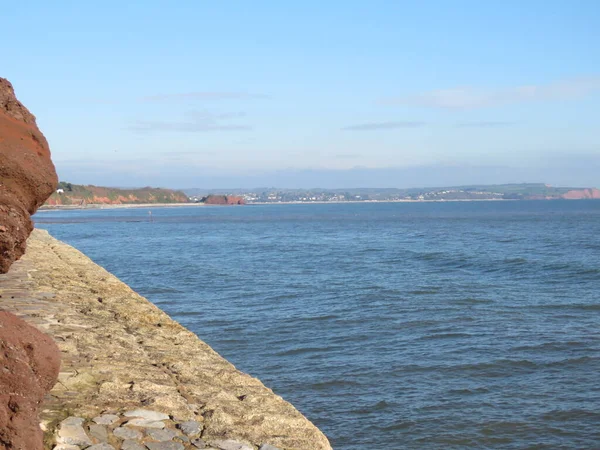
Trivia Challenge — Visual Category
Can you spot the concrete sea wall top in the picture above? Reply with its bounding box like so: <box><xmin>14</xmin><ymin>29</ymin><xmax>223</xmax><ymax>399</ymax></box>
<box><xmin>0</xmin><ymin>229</ymin><xmax>331</xmax><ymax>450</ymax></box>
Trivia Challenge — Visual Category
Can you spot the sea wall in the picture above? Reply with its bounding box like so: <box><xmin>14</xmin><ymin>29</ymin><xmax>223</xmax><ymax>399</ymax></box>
<box><xmin>0</xmin><ymin>229</ymin><xmax>331</xmax><ymax>450</ymax></box>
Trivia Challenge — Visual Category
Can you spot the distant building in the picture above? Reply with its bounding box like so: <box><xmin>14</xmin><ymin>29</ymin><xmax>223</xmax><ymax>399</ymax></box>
<box><xmin>56</xmin><ymin>188</ymin><xmax>64</xmax><ymax>194</ymax></box>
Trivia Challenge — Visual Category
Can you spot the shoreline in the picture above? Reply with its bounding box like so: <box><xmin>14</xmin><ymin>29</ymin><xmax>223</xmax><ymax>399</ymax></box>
<box><xmin>38</xmin><ymin>197</ymin><xmax>520</xmax><ymax>211</ymax></box>
<box><xmin>0</xmin><ymin>229</ymin><xmax>331</xmax><ymax>450</ymax></box>
<box><xmin>36</xmin><ymin>196</ymin><xmax>593</xmax><ymax>212</ymax></box>
<box><xmin>249</xmin><ymin>198</ymin><xmax>515</xmax><ymax>205</ymax></box>
<box><xmin>38</xmin><ymin>202</ymin><xmax>205</xmax><ymax>211</ymax></box>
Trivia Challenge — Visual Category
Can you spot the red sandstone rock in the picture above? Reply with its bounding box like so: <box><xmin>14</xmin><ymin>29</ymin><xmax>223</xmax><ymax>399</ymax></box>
<box><xmin>202</xmin><ymin>195</ymin><xmax>245</xmax><ymax>205</ymax></box>
<box><xmin>561</xmin><ymin>188</ymin><xmax>600</xmax><ymax>200</ymax></box>
<box><xmin>0</xmin><ymin>311</ymin><xmax>60</xmax><ymax>450</ymax></box>
<box><xmin>0</xmin><ymin>78</ymin><xmax>57</xmax><ymax>273</ymax></box>
<box><xmin>0</xmin><ymin>79</ymin><xmax>59</xmax><ymax>449</ymax></box>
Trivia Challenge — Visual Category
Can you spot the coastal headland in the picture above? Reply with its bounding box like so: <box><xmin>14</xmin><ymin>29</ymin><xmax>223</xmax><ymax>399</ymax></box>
<box><xmin>0</xmin><ymin>229</ymin><xmax>331</xmax><ymax>450</ymax></box>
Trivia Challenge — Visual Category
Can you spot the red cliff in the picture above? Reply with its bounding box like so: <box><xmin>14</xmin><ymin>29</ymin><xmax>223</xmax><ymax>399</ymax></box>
<box><xmin>0</xmin><ymin>78</ymin><xmax>58</xmax><ymax>272</ymax></box>
<box><xmin>202</xmin><ymin>194</ymin><xmax>245</xmax><ymax>205</ymax></box>
<box><xmin>561</xmin><ymin>188</ymin><xmax>600</xmax><ymax>200</ymax></box>
<box><xmin>0</xmin><ymin>78</ymin><xmax>60</xmax><ymax>450</ymax></box>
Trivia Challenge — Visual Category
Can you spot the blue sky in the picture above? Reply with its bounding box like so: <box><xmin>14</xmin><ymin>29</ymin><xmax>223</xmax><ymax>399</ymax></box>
<box><xmin>4</xmin><ymin>1</ymin><xmax>600</xmax><ymax>188</ymax></box>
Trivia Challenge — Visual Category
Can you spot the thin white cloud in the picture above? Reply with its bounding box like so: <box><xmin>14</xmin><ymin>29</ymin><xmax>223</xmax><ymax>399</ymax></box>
<box><xmin>82</xmin><ymin>92</ymin><xmax>268</xmax><ymax>104</ymax></box>
<box><xmin>382</xmin><ymin>77</ymin><xmax>600</xmax><ymax>109</ymax></box>
<box><xmin>128</xmin><ymin>110</ymin><xmax>251</xmax><ymax>133</ymax></box>
<box><xmin>456</xmin><ymin>121</ymin><xmax>517</xmax><ymax>128</ymax></box>
<box><xmin>139</xmin><ymin>92</ymin><xmax>269</xmax><ymax>102</ymax></box>
<box><xmin>342</xmin><ymin>121</ymin><xmax>426</xmax><ymax>131</ymax></box>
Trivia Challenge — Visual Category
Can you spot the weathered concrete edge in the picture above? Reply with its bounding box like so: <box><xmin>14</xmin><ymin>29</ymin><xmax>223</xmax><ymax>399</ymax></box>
<box><xmin>8</xmin><ymin>229</ymin><xmax>332</xmax><ymax>450</ymax></box>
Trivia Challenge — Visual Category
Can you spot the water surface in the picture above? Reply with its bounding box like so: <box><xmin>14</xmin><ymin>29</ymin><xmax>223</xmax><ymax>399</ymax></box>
<box><xmin>35</xmin><ymin>201</ymin><xmax>600</xmax><ymax>449</ymax></box>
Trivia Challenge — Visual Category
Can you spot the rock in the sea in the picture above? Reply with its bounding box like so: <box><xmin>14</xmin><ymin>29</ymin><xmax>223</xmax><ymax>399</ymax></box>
<box><xmin>0</xmin><ymin>78</ymin><xmax>57</xmax><ymax>273</ymax></box>
<box><xmin>0</xmin><ymin>311</ymin><xmax>61</xmax><ymax>450</ymax></box>
<box><xmin>201</xmin><ymin>194</ymin><xmax>245</xmax><ymax>205</ymax></box>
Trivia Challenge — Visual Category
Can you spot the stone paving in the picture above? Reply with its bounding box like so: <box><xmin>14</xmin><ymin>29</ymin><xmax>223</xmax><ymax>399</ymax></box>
<box><xmin>53</xmin><ymin>409</ymin><xmax>280</xmax><ymax>450</ymax></box>
<box><xmin>0</xmin><ymin>230</ymin><xmax>331</xmax><ymax>450</ymax></box>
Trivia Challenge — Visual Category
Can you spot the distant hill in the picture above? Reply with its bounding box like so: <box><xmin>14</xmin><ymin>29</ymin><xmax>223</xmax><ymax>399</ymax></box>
<box><xmin>44</xmin><ymin>182</ymin><xmax>189</xmax><ymax>206</ymax></box>
<box><xmin>183</xmin><ymin>183</ymin><xmax>600</xmax><ymax>203</ymax></box>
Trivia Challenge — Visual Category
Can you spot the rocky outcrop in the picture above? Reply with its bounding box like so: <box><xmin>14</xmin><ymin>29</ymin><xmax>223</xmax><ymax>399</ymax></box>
<box><xmin>202</xmin><ymin>195</ymin><xmax>245</xmax><ymax>205</ymax></box>
<box><xmin>0</xmin><ymin>79</ymin><xmax>60</xmax><ymax>450</ymax></box>
<box><xmin>0</xmin><ymin>311</ymin><xmax>60</xmax><ymax>450</ymax></box>
<box><xmin>561</xmin><ymin>188</ymin><xmax>600</xmax><ymax>200</ymax></box>
<box><xmin>0</xmin><ymin>78</ymin><xmax>58</xmax><ymax>273</ymax></box>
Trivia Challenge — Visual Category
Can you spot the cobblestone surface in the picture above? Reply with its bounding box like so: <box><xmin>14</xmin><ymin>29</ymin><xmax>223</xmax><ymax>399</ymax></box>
<box><xmin>51</xmin><ymin>411</ymin><xmax>273</xmax><ymax>450</ymax></box>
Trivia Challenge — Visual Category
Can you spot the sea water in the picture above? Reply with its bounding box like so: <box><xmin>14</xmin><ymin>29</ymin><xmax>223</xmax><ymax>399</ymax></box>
<box><xmin>35</xmin><ymin>201</ymin><xmax>600</xmax><ymax>449</ymax></box>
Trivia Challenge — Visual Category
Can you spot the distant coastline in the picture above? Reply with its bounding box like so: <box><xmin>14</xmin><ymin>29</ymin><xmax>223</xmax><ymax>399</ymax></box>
<box><xmin>37</xmin><ymin>196</ymin><xmax>593</xmax><ymax>212</ymax></box>
<box><xmin>38</xmin><ymin>202</ymin><xmax>205</xmax><ymax>211</ymax></box>
<box><xmin>38</xmin><ymin>198</ymin><xmax>516</xmax><ymax>211</ymax></box>
<box><xmin>187</xmin><ymin>183</ymin><xmax>600</xmax><ymax>203</ymax></box>
<box><xmin>41</xmin><ymin>182</ymin><xmax>600</xmax><ymax>211</ymax></box>
<box><xmin>250</xmin><ymin>198</ymin><xmax>514</xmax><ymax>205</ymax></box>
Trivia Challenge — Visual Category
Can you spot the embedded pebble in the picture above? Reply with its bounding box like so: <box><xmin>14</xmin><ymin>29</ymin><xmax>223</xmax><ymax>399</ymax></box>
<box><xmin>145</xmin><ymin>442</ymin><xmax>185</xmax><ymax>450</ymax></box>
<box><xmin>146</xmin><ymin>428</ymin><xmax>179</xmax><ymax>441</ymax></box>
<box><xmin>89</xmin><ymin>423</ymin><xmax>109</xmax><ymax>442</ymax></box>
<box><xmin>57</xmin><ymin>417</ymin><xmax>93</xmax><ymax>447</ymax></box>
<box><xmin>87</xmin><ymin>444</ymin><xmax>116</xmax><ymax>450</ymax></box>
<box><xmin>178</xmin><ymin>420</ymin><xmax>203</xmax><ymax>436</ymax></box>
<box><xmin>258</xmin><ymin>445</ymin><xmax>282</xmax><ymax>450</ymax></box>
<box><xmin>126</xmin><ymin>418</ymin><xmax>166</xmax><ymax>428</ymax></box>
<box><xmin>210</xmin><ymin>440</ymin><xmax>254</xmax><ymax>450</ymax></box>
<box><xmin>171</xmin><ymin>413</ymin><xmax>193</xmax><ymax>422</ymax></box>
<box><xmin>124</xmin><ymin>409</ymin><xmax>170</xmax><ymax>421</ymax></box>
<box><xmin>121</xmin><ymin>440</ymin><xmax>146</xmax><ymax>450</ymax></box>
<box><xmin>114</xmin><ymin>426</ymin><xmax>143</xmax><ymax>439</ymax></box>
<box><xmin>54</xmin><ymin>445</ymin><xmax>81</xmax><ymax>450</ymax></box>
<box><xmin>93</xmin><ymin>414</ymin><xmax>120</xmax><ymax>425</ymax></box>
